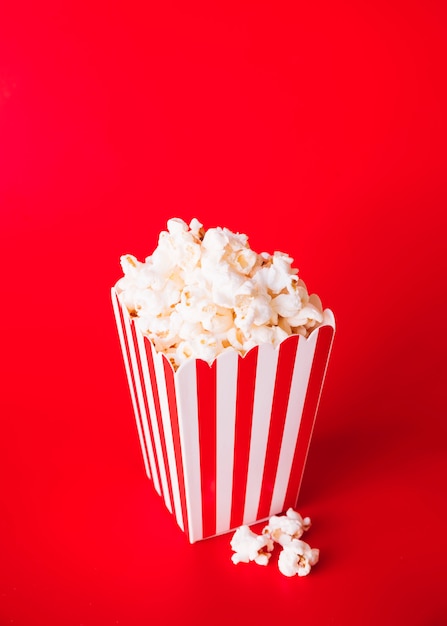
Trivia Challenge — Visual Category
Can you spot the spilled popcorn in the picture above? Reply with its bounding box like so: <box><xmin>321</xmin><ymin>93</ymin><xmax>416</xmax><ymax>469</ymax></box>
<box><xmin>230</xmin><ymin>508</ymin><xmax>319</xmax><ymax>577</ymax></box>
<box><xmin>278</xmin><ymin>539</ymin><xmax>320</xmax><ymax>578</ymax></box>
<box><xmin>115</xmin><ymin>218</ymin><xmax>324</xmax><ymax>370</ymax></box>
<box><xmin>262</xmin><ymin>507</ymin><xmax>311</xmax><ymax>546</ymax></box>
<box><xmin>230</xmin><ymin>525</ymin><xmax>274</xmax><ymax>566</ymax></box>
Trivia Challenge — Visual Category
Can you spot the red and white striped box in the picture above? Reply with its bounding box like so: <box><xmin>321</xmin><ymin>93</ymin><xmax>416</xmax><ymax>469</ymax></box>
<box><xmin>111</xmin><ymin>287</ymin><xmax>335</xmax><ymax>543</ymax></box>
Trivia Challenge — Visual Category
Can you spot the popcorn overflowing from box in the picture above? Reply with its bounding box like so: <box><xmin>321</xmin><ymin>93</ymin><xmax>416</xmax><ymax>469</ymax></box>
<box><xmin>111</xmin><ymin>218</ymin><xmax>335</xmax><ymax>543</ymax></box>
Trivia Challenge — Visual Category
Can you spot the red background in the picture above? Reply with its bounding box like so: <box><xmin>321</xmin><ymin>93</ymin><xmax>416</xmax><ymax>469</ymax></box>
<box><xmin>1</xmin><ymin>1</ymin><xmax>446</xmax><ymax>624</ymax></box>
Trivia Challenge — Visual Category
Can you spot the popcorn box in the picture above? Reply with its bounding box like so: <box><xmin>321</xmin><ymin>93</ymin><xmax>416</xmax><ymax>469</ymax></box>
<box><xmin>112</xmin><ymin>287</ymin><xmax>335</xmax><ymax>543</ymax></box>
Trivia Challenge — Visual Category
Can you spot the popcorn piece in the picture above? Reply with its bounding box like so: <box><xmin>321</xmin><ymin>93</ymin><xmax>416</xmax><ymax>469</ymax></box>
<box><xmin>115</xmin><ymin>218</ymin><xmax>324</xmax><ymax>369</ymax></box>
<box><xmin>230</xmin><ymin>525</ymin><xmax>274</xmax><ymax>566</ymax></box>
<box><xmin>230</xmin><ymin>510</ymin><xmax>320</xmax><ymax>577</ymax></box>
<box><xmin>263</xmin><ymin>507</ymin><xmax>312</xmax><ymax>547</ymax></box>
<box><xmin>277</xmin><ymin>539</ymin><xmax>320</xmax><ymax>577</ymax></box>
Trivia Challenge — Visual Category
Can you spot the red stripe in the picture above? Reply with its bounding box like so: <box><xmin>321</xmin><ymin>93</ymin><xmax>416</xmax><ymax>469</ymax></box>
<box><xmin>283</xmin><ymin>325</ymin><xmax>335</xmax><ymax>509</ymax></box>
<box><xmin>114</xmin><ymin>294</ymin><xmax>151</xmax><ymax>477</ymax></box>
<box><xmin>163</xmin><ymin>357</ymin><xmax>189</xmax><ymax>539</ymax></box>
<box><xmin>135</xmin><ymin>333</ymin><xmax>164</xmax><ymax>494</ymax></box>
<box><xmin>230</xmin><ymin>348</ymin><xmax>259</xmax><ymax>530</ymax></box>
<box><xmin>144</xmin><ymin>334</ymin><xmax>175</xmax><ymax>513</ymax></box>
<box><xmin>196</xmin><ymin>359</ymin><xmax>217</xmax><ymax>537</ymax></box>
<box><xmin>256</xmin><ymin>335</ymin><xmax>299</xmax><ymax>520</ymax></box>
<box><xmin>128</xmin><ymin>320</ymin><xmax>157</xmax><ymax>479</ymax></box>
<box><xmin>196</xmin><ymin>360</ymin><xmax>217</xmax><ymax>538</ymax></box>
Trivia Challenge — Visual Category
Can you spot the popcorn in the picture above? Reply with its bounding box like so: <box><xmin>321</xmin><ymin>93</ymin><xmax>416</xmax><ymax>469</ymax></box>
<box><xmin>230</xmin><ymin>525</ymin><xmax>274</xmax><ymax>566</ymax></box>
<box><xmin>262</xmin><ymin>507</ymin><xmax>312</xmax><ymax>547</ymax></box>
<box><xmin>115</xmin><ymin>218</ymin><xmax>324</xmax><ymax>369</ymax></box>
<box><xmin>231</xmin><ymin>508</ymin><xmax>319</xmax><ymax>577</ymax></box>
<box><xmin>277</xmin><ymin>540</ymin><xmax>320</xmax><ymax>577</ymax></box>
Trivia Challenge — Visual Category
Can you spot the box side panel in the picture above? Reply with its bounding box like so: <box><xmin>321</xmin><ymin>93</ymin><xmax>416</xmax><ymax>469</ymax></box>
<box><xmin>111</xmin><ymin>288</ymin><xmax>152</xmax><ymax>481</ymax></box>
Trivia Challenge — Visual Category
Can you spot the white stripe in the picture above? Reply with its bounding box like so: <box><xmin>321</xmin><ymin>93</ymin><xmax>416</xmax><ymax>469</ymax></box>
<box><xmin>292</xmin><ymin>324</ymin><xmax>336</xmax><ymax>503</ymax></box>
<box><xmin>243</xmin><ymin>344</ymin><xmax>279</xmax><ymax>525</ymax></box>
<box><xmin>111</xmin><ymin>289</ymin><xmax>151</xmax><ymax>480</ymax></box>
<box><xmin>215</xmin><ymin>350</ymin><xmax>238</xmax><ymax>535</ymax></box>
<box><xmin>322</xmin><ymin>309</ymin><xmax>336</xmax><ymax>330</ymax></box>
<box><xmin>120</xmin><ymin>307</ymin><xmax>155</xmax><ymax>484</ymax></box>
<box><xmin>135</xmin><ymin>337</ymin><xmax>170</xmax><ymax>503</ymax></box>
<box><xmin>153</xmin><ymin>352</ymin><xmax>182</xmax><ymax>517</ymax></box>
<box><xmin>270</xmin><ymin>331</ymin><xmax>318</xmax><ymax>514</ymax></box>
<box><xmin>134</xmin><ymin>330</ymin><xmax>162</xmax><ymax>495</ymax></box>
<box><xmin>175</xmin><ymin>360</ymin><xmax>202</xmax><ymax>542</ymax></box>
